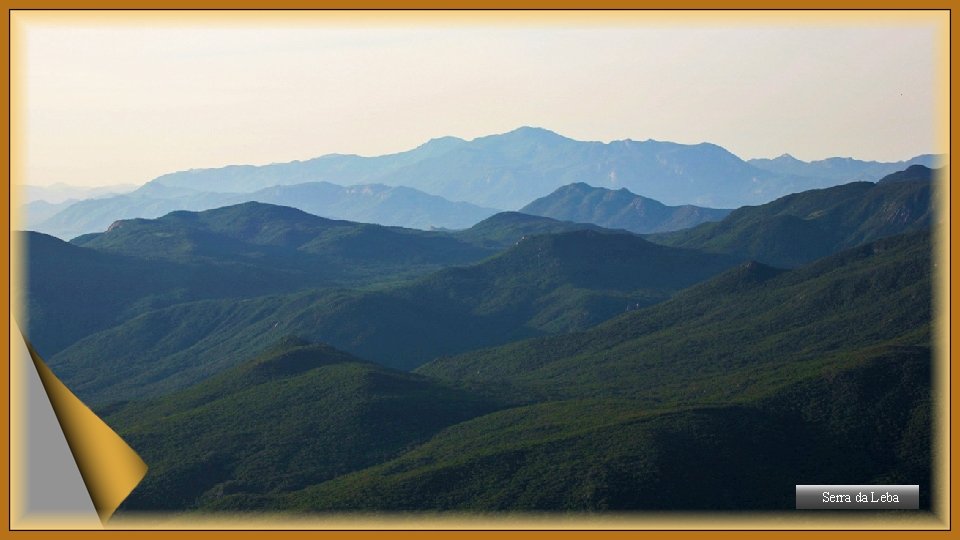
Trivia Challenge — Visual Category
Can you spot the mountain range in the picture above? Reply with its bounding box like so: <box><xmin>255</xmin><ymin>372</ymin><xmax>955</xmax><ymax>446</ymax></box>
<box><xmin>748</xmin><ymin>153</ymin><xmax>941</xmax><ymax>182</ymax></box>
<box><xmin>24</xmin><ymin>127</ymin><xmax>942</xmax><ymax>240</ymax></box>
<box><xmin>21</xmin><ymin>203</ymin><xmax>499</xmax><ymax>360</ymax></box>
<box><xmin>29</xmin><ymin>167</ymin><xmax>938</xmax><ymax>409</ymax></box>
<box><xmin>139</xmin><ymin>127</ymin><xmax>939</xmax><ymax>209</ymax></box>
<box><xmin>22</xmin><ymin>208</ymin><xmax>611</xmax><ymax>364</ymax></box>
<box><xmin>314</xmin><ymin>231</ymin><xmax>931</xmax><ymax>511</ymax></box>
<box><xmin>105</xmin><ymin>231</ymin><xmax>931</xmax><ymax>511</ymax></box>
<box><xmin>24</xmin><ymin>182</ymin><xmax>138</xmax><ymax>204</ymax></box>
<box><xmin>17</xmin><ymin>149</ymin><xmax>940</xmax><ymax>515</ymax></box>
<box><xmin>45</xmin><ymin>224</ymin><xmax>738</xmax><ymax>406</ymax></box>
<box><xmin>27</xmin><ymin>181</ymin><xmax>498</xmax><ymax>241</ymax></box>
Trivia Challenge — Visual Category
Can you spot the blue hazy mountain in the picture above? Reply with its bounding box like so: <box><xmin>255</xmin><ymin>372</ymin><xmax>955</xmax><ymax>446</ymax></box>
<box><xmin>21</xmin><ymin>199</ymin><xmax>78</xmax><ymax>229</ymax></box>
<box><xmin>748</xmin><ymin>153</ymin><xmax>942</xmax><ymax>182</ymax></box>
<box><xmin>139</xmin><ymin>127</ymin><xmax>939</xmax><ymax>210</ymax></box>
<box><xmin>520</xmin><ymin>182</ymin><xmax>732</xmax><ymax>233</ymax></box>
<box><xmin>32</xmin><ymin>128</ymin><xmax>940</xmax><ymax>239</ymax></box>
<box><xmin>23</xmin><ymin>182</ymin><xmax>138</xmax><ymax>204</ymax></box>
<box><xmin>132</xmin><ymin>127</ymin><xmax>776</xmax><ymax>209</ymax></box>
<box><xmin>33</xmin><ymin>182</ymin><xmax>498</xmax><ymax>240</ymax></box>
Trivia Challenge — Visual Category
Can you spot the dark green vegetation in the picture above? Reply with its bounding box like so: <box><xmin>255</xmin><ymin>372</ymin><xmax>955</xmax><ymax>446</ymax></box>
<box><xmin>279</xmin><ymin>346</ymin><xmax>930</xmax><ymax>511</ymax></box>
<box><xmin>420</xmin><ymin>232</ymin><xmax>930</xmax><ymax>402</ymax></box>
<box><xmin>21</xmin><ymin>203</ymin><xmax>497</xmax><ymax>359</ymax></box>
<box><xmin>71</xmin><ymin>201</ymin><xmax>488</xmax><ymax>270</ymax></box>
<box><xmin>106</xmin><ymin>338</ymin><xmax>497</xmax><ymax>511</ymax></box>
<box><xmin>274</xmin><ymin>232</ymin><xmax>932</xmax><ymax>510</ymax></box>
<box><xmin>650</xmin><ymin>172</ymin><xmax>935</xmax><ymax>267</ymax></box>
<box><xmin>49</xmin><ymin>227</ymin><xmax>737</xmax><ymax>405</ymax></box>
<box><xmin>105</xmin><ymin>231</ymin><xmax>932</xmax><ymax>511</ymax></box>
<box><xmin>20</xmin><ymin>231</ymin><xmax>309</xmax><ymax>359</ymax></box>
<box><xmin>520</xmin><ymin>182</ymin><xmax>731</xmax><ymax>233</ymax></box>
<box><xmin>451</xmin><ymin>211</ymin><xmax>612</xmax><ymax>250</ymax></box>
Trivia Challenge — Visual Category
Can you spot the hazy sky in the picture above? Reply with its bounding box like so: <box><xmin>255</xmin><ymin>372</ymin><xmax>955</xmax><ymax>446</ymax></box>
<box><xmin>13</xmin><ymin>11</ymin><xmax>948</xmax><ymax>188</ymax></box>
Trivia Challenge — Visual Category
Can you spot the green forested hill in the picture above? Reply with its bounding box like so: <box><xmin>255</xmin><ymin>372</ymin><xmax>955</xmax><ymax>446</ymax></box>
<box><xmin>271</xmin><ymin>232</ymin><xmax>931</xmax><ymax>511</ymax></box>
<box><xmin>105</xmin><ymin>231</ymin><xmax>931</xmax><ymax>512</ymax></box>
<box><xmin>452</xmin><ymin>211</ymin><xmax>612</xmax><ymax>249</ymax></box>
<box><xmin>877</xmin><ymin>164</ymin><xmax>937</xmax><ymax>184</ymax></box>
<box><xmin>20</xmin><ymin>231</ymin><xmax>333</xmax><ymax>359</ymax></box>
<box><xmin>72</xmin><ymin>201</ymin><xmax>491</xmax><ymax>271</ymax></box>
<box><xmin>106</xmin><ymin>338</ymin><xmax>498</xmax><ymax>511</ymax></box>
<box><xmin>277</xmin><ymin>345</ymin><xmax>928</xmax><ymax>511</ymax></box>
<box><xmin>649</xmin><ymin>175</ymin><xmax>934</xmax><ymax>267</ymax></box>
<box><xmin>28</xmin><ymin>202</ymin><xmax>653</xmax><ymax>364</ymax></box>
<box><xmin>418</xmin><ymin>231</ymin><xmax>930</xmax><ymax>402</ymax></box>
<box><xmin>24</xmin><ymin>202</ymin><xmax>514</xmax><ymax>360</ymax></box>
<box><xmin>50</xmin><ymin>229</ymin><xmax>738</xmax><ymax>406</ymax></box>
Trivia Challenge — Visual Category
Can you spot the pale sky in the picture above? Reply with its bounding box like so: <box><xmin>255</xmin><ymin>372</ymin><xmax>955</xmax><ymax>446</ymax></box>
<box><xmin>12</xmin><ymin>11</ymin><xmax>949</xmax><ymax>188</ymax></box>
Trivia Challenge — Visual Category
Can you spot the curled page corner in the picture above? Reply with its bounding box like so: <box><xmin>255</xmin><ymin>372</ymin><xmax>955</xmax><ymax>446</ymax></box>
<box><xmin>23</xmin><ymin>338</ymin><xmax>149</xmax><ymax>524</ymax></box>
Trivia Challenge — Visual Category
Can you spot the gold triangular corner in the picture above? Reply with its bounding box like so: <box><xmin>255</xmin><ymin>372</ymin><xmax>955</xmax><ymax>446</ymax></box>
<box><xmin>25</xmin><ymin>340</ymin><xmax>148</xmax><ymax>523</ymax></box>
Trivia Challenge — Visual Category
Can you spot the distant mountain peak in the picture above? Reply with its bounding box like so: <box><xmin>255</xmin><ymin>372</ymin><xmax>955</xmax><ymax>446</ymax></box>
<box><xmin>748</xmin><ymin>153</ymin><xmax>943</xmax><ymax>185</ymax></box>
<box><xmin>506</xmin><ymin>126</ymin><xmax>561</xmax><ymax>137</ymax></box>
<box><xmin>479</xmin><ymin>126</ymin><xmax>570</xmax><ymax>143</ymax></box>
<box><xmin>426</xmin><ymin>135</ymin><xmax>465</xmax><ymax>144</ymax></box>
<box><xmin>558</xmin><ymin>181</ymin><xmax>597</xmax><ymax>191</ymax></box>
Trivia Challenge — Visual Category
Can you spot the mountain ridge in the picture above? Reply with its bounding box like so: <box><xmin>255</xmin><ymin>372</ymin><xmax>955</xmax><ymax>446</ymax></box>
<box><xmin>28</xmin><ymin>128</ymin><xmax>941</xmax><ymax>240</ymax></box>
<box><xmin>648</xmin><ymin>171</ymin><xmax>935</xmax><ymax>267</ymax></box>
<box><xmin>520</xmin><ymin>182</ymin><xmax>731</xmax><ymax>233</ymax></box>
<box><xmin>48</xmin><ymin>226</ymin><xmax>740</xmax><ymax>405</ymax></box>
<box><xmin>748</xmin><ymin>153</ymin><xmax>941</xmax><ymax>182</ymax></box>
<box><xmin>32</xmin><ymin>181</ymin><xmax>499</xmax><ymax>240</ymax></box>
